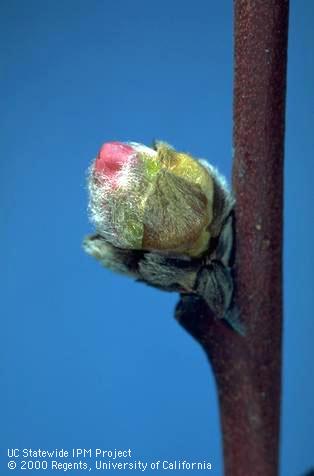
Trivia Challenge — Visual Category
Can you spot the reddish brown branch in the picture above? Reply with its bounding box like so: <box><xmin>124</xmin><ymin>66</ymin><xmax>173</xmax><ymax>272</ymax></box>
<box><xmin>177</xmin><ymin>1</ymin><xmax>289</xmax><ymax>475</ymax></box>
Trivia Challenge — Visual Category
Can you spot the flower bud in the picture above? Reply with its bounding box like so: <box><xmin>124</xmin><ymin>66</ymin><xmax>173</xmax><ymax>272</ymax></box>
<box><xmin>87</xmin><ymin>141</ymin><xmax>215</xmax><ymax>256</ymax></box>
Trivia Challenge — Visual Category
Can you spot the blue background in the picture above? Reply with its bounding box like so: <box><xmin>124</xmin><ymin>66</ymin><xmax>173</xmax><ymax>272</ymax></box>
<box><xmin>1</xmin><ymin>1</ymin><xmax>313</xmax><ymax>475</ymax></box>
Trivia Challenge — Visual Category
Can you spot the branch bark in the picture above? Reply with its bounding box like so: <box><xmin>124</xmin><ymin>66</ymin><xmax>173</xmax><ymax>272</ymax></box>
<box><xmin>177</xmin><ymin>2</ymin><xmax>289</xmax><ymax>475</ymax></box>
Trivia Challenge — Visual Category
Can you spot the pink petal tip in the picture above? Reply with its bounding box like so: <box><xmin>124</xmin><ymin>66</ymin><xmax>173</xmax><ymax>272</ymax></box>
<box><xmin>94</xmin><ymin>142</ymin><xmax>135</xmax><ymax>177</ymax></box>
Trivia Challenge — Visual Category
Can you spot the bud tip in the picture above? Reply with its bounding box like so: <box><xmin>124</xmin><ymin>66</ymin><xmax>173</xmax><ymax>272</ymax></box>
<box><xmin>94</xmin><ymin>142</ymin><xmax>135</xmax><ymax>176</ymax></box>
